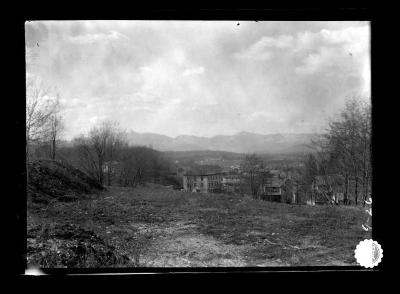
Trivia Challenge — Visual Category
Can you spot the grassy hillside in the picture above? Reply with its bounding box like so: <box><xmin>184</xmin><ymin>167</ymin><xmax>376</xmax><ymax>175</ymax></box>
<box><xmin>28</xmin><ymin>159</ymin><xmax>104</xmax><ymax>205</ymax></box>
<box><xmin>27</xmin><ymin>183</ymin><xmax>371</xmax><ymax>267</ymax></box>
<box><xmin>27</xmin><ymin>160</ymin><xmax>132</xmax><ymax>268</ymax></box>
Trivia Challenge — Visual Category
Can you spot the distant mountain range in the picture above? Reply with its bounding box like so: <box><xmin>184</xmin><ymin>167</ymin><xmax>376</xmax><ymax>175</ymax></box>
<box><xmin>125</xmin><ymin>130</ymin><xmax>318</xmax><ymax>154</ymax></box>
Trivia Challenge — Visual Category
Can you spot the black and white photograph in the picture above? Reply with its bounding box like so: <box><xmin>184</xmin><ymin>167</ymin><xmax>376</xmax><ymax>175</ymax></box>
<box><xmin>25</xmin><ymin>19</ymin><xmax>373</xmax><ymax>270</ymax></box>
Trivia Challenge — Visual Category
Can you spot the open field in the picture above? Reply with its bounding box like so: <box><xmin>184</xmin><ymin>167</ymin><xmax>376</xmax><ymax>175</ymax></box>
<box><xmin>27</xmin><ymin>185</ymin><xmax>371</xmax><ymax>267</ymax></box>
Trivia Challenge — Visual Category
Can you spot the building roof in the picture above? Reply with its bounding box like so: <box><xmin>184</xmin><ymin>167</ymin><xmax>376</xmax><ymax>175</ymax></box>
<box><xmin>184</xmin><ymin>172</ymin><xmax>225</xmax><ymax>176</ymax></box>
<box><xmin>265</xmin><ymin>178</ymin><xmax>283</xmax><ymax>187</ymax></box>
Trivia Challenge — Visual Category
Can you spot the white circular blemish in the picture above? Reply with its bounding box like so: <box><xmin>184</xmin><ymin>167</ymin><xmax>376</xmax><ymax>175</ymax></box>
<box><xmin>355</xmin><ymin>239</ymin><xmax>383</xmax><ymax>268</ymax></box>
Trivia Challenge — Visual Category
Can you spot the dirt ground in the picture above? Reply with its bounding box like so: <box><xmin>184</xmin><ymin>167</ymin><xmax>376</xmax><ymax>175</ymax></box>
<box><xmin>137</xmin><ymin>220</ymin><xmax>262</xmax><ymax>267</ymax></box>
<box><xmin>27</xmin><ymin>185</ymin><xmax>371</xmax><ymax>267</ymax></box>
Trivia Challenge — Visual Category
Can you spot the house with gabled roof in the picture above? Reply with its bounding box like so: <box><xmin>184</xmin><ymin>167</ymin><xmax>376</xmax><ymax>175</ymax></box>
<box><xmin>260</xmin><ymin>176</ymin><xmax>284</xmax><ymax>202</ymax></box>
<box><xmin>221</xmin><ymin>173</ymin><xmax>244</xmax><ymax>193</ymax></box>
<box><xmin>182</xmin><ymin>172</ymin><xmax>224</xmax><ymax>193</ymax></box>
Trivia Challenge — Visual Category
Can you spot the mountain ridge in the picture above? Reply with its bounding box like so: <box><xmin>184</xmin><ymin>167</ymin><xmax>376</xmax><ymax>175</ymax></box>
<box><xmin>125</xmin><ymin>130</ymin><xmax>318</xmax><ymax>154</ymax></box>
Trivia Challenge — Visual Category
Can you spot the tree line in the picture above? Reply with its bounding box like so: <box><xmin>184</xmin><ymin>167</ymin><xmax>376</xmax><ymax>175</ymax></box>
<box><xmin>26</xmin><ymin>75</ymin><xmax>64</xmax><ymax>163</ymax></box>
<box><xmin>306</xmin><ymin>97</ymin><xmax>372</xmax><ymax>206</ymax></box>
<box><xmin>68</xmin><ymin>121</ymin><xmax>172</xmax><ymax>187</ymax></box>
<box><xmin>239</xmin><ymin>97</ymin><xmax>371</xmax><ymax>206</ymax></box>
<box><xmin>26</xmin><ymin>76</ymin><xmax>174</xmax><ymax>188</ymax></box>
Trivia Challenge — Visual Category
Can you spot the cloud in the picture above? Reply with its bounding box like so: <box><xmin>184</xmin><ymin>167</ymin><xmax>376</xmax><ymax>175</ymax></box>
<box><xmin>233</xmin><ymin>24</ymin><xmax>369</xmax><ymax>78</ymax></box>
<box><xmin>182</xmin><ymin>66</ymin><xmax>205</xmax><ymax>76</ymax></box>
<box><xmin>294</xmin><ymin>26</ymin><xmax>370</xmax><ymax>77</ymax></box>
<box><xmin>233</xmin><ymin>34</ymin><xmax>294</xmax><ymax>60</ymax></box>
<box><xmin>25</xmin><ymin>21</ymin><xmax>370</xmax><ymax>139</ymax></box>
<box><xmin>67</xmin><ymin>30</ymin><xmax>130</xmax><ymax>44</ymax></box>
<box><xmin>260</xmin><ymin>35</ymin><xmax>294</xmax><ymax>48</ymax></box>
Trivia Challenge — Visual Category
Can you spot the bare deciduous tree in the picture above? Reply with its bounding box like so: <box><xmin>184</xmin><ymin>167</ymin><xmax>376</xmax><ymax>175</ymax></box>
<box><xmin>47</xmin><ymin>95</ymin><xmax>65</xmax><ymax>161</ymax></box>
<box><xmin>26</xmin><ymin>75</ymin><xmax>62</xmax><ymax>187</ymax></box>
<box><xmin>116</xmin><ymin>145</ymin><xmax>171</xmax><ymax>188</ymax></box>
<box><xmin>74</xmin><ymin>120</ymin><xmax>125</xmax><ymax>186</ymax></box>
<box><xmin>73</xmin><ymin>135</ymin><xmax>98</xmax><ymax>181</ymax></box>
<box><xmin>26</xmin><ymin>75</ymin><xmax>59</xmax><ymax>162</ymax></box>
<box><xmin>303</xmin><ymin>153</ymin><xmax>319</xmax><ymax>204</ymax></box>
<box><xmin>308</xmin><ymin>97</ymin><xmax>371</xmax><ymax>206</ymax></box>
<box><xmin>240</xmin><ymin>154</ymin><xmax>264</xmax><ymax>198</ymax></box>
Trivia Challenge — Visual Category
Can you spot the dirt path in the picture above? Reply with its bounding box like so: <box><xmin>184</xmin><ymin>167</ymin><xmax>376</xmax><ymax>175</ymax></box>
<box><xmin>132</xmin><ymin>220</ymin><xmax>286</xmax><ymax>267</ymax></box>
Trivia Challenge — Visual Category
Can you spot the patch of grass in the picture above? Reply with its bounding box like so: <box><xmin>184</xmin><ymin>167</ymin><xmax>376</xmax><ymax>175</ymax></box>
<box><xmin>28</xmin><ymin>185</ymin><xmax>371</xmax><ymax>267</ymax></box>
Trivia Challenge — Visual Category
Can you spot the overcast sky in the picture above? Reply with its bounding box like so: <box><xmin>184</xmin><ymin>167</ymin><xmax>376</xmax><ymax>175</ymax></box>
<box><xmin>25</xmin><ymin>21</ymin><xmax>370</xmax><ymax>140</ymax></box>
